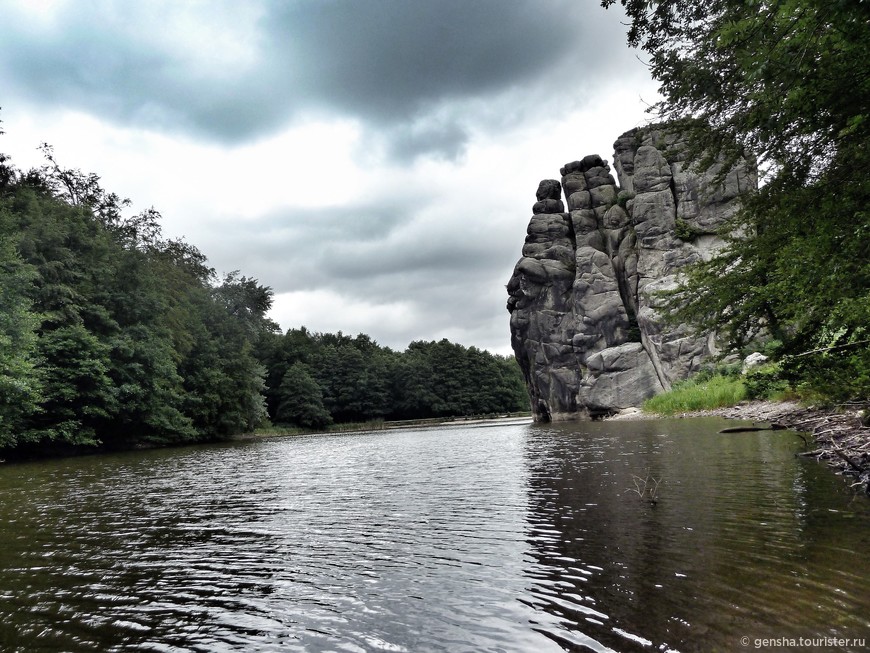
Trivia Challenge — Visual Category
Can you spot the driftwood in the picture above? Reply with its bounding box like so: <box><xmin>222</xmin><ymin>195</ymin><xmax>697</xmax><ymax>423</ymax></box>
<box><xmin>831</xmin><ymin>446</ymin><xmax>865</xmax><ymax>474</ymax></box>
<box><xmin>718</xmin><ymin>423</ymin><xmax>787</xmax><ymax>433</ymax></box>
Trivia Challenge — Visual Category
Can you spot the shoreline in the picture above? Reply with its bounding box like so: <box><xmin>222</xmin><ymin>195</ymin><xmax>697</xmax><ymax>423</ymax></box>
<box><xmin>613</xmin><ymin>400</ymin><xmax>870</xmax><ymax>493</ymax></box>
<box><xmin>235</xmin><ymin>413</ymin><xmax>534</xmax><ymax>441</ymax></box>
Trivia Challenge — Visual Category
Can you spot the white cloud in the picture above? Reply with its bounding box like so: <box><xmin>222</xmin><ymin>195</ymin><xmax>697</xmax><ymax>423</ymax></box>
<box><xmin>270</xmin><ymin>289</ymin><xmax>421</xmax><ymax>348</ymax></box>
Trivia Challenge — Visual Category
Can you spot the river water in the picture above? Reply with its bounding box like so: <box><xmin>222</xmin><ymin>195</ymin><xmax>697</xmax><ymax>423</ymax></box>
<box><xmin>0</xmin><ymin>418</ymin><xmax>868</xmax><ymax>652</ymax></box>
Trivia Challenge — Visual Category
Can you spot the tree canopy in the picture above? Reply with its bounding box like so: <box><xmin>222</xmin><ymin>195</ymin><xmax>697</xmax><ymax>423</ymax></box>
<box><xmin>604</xmin><ymin>0</ymin><xmax>870</xmax><ymax>180</ymax></box>
<box><xmin>605</xmin><ymin>0</ymin><xmax>870</xmax><ymax>400</ymax></box>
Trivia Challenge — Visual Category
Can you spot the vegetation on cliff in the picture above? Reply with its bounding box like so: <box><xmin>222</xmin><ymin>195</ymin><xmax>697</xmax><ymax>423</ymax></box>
<box><xmin>605</xmin><ymin>0</ymin><xmax>870</xmax><ymax>403</ymax></box>
<box><xmin>0</xmin><ymin>118</ymin><xmax>527</xmax><ymax>455</ymax></box>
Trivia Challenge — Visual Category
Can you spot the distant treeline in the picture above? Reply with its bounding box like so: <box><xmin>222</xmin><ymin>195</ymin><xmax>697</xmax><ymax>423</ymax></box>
<box><xmin>0</xmin><ymin>127</ymin><xmax>527</xmax><ymax>454</ymax></box>
<box><xmin>258</xmin><ymin>329</ymin><xmax>528</xmax><ymax>429</ymax></box>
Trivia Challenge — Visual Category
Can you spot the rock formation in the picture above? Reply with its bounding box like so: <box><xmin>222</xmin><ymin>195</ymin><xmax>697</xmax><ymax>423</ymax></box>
<box><xmin>507</xmin><ymin>126</ymin><xmax>756</xmax><ymax>420</ymax></box>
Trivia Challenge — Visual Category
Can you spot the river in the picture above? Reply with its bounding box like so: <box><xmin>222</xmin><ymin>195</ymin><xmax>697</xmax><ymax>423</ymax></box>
<box><xmin>0</xmin><ymin>418</ymin><xmax>868</xmax><ymax>652</ymax></box>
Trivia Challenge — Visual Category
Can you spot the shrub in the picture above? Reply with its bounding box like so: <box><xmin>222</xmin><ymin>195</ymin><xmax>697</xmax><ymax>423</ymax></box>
<box><xmin>616</xmin><ymin>189</ymin><xmax>636</xmax><ymax>208</ymax></box>
<box><xmin>743</xmin><ymin>362</ymin><xmax>789</xmax><ymax>400</ymax></box>
<box><xmin>693</xmin><ymin>361</ymin><xmax>742</xmax><ymax>383</ymax></box>
<box><xmin>780</xmin><ymin>345</ymin><xmax>870</xmax><ymax>404</ymax></box>
<box><xmin>674</xmin><ymin>218</ymin><xmax>705</xmax><ymax>241</ymax></box>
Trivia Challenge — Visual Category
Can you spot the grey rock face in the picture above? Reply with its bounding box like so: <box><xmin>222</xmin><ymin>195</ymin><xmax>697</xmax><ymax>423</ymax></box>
<box><xmin>507</xmin><ymin>125</ymin><xmax>755</xmax><ymax>420</ymax></box>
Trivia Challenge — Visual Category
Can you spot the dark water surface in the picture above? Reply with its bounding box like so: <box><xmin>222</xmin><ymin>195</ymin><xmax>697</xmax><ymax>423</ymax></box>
<box><xmin>1</xmin><ymin>418</ymin><xmax>869</xmax><ymax>652</ymax></box>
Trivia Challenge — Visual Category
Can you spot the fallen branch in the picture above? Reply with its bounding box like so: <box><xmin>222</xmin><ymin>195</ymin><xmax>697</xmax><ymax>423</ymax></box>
<box><xmin>832</xmin><ymin>447</ymin><xmax>865</xmax><ymax>474</ymax></box>
<box><xmin>792</xmin><ymin>338</ymin><xmax>870</xmax><ymax>357</ymax></box>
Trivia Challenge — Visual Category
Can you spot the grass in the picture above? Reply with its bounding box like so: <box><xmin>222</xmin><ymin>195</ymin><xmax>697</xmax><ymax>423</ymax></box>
<box><xmin>643</xmin><ymin>375</ymin><xmax>748</xmax><ymax>416</ymax></box>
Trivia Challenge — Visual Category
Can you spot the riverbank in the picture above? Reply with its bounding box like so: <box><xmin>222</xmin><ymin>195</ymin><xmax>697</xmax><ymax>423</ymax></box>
<box><xmin>235</xmin><ymin>413</ymin><xmax>534</xmax><ymax>441</ymax></box>
<box><xmin>615</xmin><ymin>400</ymin><xmax>870</xmax><ymax>493</ymax></box>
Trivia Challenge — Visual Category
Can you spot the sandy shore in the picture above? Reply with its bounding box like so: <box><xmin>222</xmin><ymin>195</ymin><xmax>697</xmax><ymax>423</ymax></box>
<box><xmin>613</xmin><ymin>400</ymin><xmax>870</xmax><ymax>493</ymax></box>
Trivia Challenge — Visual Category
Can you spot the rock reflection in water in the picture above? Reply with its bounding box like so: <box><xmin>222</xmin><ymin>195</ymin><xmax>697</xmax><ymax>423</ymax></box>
<box><xmin>522</xmin><ymin>418</ymin><xmax>870</xmax><ymax>652</ymax></box>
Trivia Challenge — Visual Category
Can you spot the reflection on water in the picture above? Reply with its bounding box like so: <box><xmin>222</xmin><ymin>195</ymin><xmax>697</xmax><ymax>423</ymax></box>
<box><xmin>0</xmin><ymin>418</ymin><xmax>867</xmax><ymax>652</ymax></box>
<box><xmin>523</xmin><ymin>419</ymin><xmax>870</xmax><ymax>652</ymax></box>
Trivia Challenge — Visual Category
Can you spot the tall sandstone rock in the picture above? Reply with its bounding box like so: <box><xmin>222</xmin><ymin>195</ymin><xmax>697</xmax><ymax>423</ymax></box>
<box><xmin>507</xmin><ymin>126</ymin><xmax>756</xmax><ymax>420</ymax></box>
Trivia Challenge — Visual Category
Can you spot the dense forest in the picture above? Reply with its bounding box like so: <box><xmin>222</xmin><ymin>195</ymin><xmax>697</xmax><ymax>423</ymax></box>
<box><xmin>258</xmin><ymin>329</ymin><xmax>527</xmax><ymax>428</ymax></box>
<box><xmin>0</xmin><ymin>121</ymin><xmax>527</xmax><ymax>455</ymax></box>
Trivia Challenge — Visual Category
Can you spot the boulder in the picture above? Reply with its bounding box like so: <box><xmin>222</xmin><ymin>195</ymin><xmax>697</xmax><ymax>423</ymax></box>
<box><xmin>743</xmin><ymin>352</ymin><xmax>770</xmax><ymax>372</ymax></box>
<box><xmin>578</xmin><ymin>343</ymin><xmax>665</xmax><ymax>413</ymax></box>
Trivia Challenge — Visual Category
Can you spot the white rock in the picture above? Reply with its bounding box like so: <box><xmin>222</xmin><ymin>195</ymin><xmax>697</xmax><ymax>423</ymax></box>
<box><xmin>743</xmin><ymin>352</ymin><xmax>769</xmax><ymax>372</ymax></box>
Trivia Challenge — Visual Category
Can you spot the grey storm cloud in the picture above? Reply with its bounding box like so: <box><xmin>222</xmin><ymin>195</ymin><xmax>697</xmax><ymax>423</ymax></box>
<box><xmin>0</xmin><ymin>0</ymin><xmax>638</xmax><ymax>161</ymax></box>
<box><xmin>0</xmin><ymin>0</ymin><xmax>655</xmax><ymax>352</ymax></box>
<box><xmin>201</xmin><ymin>201</ymin><xmax>511</xmax><ymax>296</ymax></box>
<box><xmin>199</xmin><ymin>200</ymin><xmax>518</xmax><ymax>350</ymax></box>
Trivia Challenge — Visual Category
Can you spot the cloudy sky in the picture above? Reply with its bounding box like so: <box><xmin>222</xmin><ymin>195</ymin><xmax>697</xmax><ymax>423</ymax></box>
<box><xmin>0</xmin><ymin>0</ymin><xmax>659</xmax><ymax>355</ymax></box>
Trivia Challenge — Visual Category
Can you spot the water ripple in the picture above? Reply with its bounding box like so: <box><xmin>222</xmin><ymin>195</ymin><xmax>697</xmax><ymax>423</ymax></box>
<box><xmin>0</xmin><ymin>418</ymin><xmax>868</xmax><ymax>651</ymax></box>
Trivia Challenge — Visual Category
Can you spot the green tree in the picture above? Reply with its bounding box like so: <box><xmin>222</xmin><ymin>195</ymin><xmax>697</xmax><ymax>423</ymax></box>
<box><xmin>275</xmin><ymin>363</ymin><xmax>332</xmax><ymax>429</ymax></box>
<box><xmin>34</xmin><ymin>324</ymin><xmax>115</xmax><ymax>445</ymax></box>
<box><xmin>179</xmin><ymin>286</ymin><xmax>268</xmax><ymax>437</ymax></box>
<box><xmin>257</xmin><ymin>327</ymin><xmax>320</xmax><ymax>417</ymax></box>
<box><xmin>603</xmin><ymin>0</ymin><xmax>870</xmax><ymax>178</ymax></box>
<box><xmin>0</xmin><ymin>137</ymin><xmax>279</xmax><ymax>451</ymax></box>
<box><xmin>106</xmin><ymin>325</ymin><xmax>196</xmax><ymax>444</ymax></box>
<box><xmin>257</xmin><ymin>329</ymin><xmax>528</xmax><ymax>424</ymax></box>
<box><xmin>0</xmin><ymin>234</ymin><xmax>42</xmax><ymax>447</ymax></box>
<box><xmin>605</xmin><ymin>0</ymin><xmax>870</xmax><ymax>399</ymax></box>
<box><xmin>36</xmin><ymin>142</ymin><xmax>131</xmax><ymax>228</ymax></box>
<box><xmin>310</xmin><ymin>343</ymin><xmax>391</xmax><ymax>422</ymax></box>
<box><xmin>213</xmin><ymin>270</ymin><xmax>279</xmax><ymax>339</ymax></box>
<box><xmin>390</xmin><ymin>352</ymin><xmax>442</xmax><ymax>419</ymax></box>
<box><xmin>0</xmin><ymin>112</ymin><xmax>14</xmax><ymax>192</ymax></box>
<box><xmin>397</xmin><ymin>339</ymin><xmax>528</xmax><ymax>418</ymax></box>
